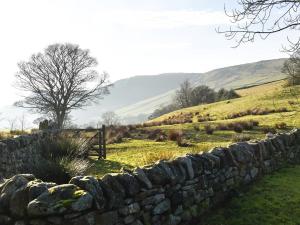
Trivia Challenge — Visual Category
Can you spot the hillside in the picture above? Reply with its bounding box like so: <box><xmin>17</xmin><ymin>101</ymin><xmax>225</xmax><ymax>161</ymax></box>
<box><xmin>89</xmin><ymin>80</ymin><xmax>300</xmax><ymax>177</ymax></box>
<box><xmin>149</xmin><ymin>80</ymin><xmax>300</xmax><ymax>131</ymax></box>
<box><xmin>115</xmin><ymin>58</ymin><xmax>287</xmax><ymax>123</ymax></box>
<box><xmin>72</xmin><ymin>73</ymin><xmax>200</xmax><ymax>124</ymax></box>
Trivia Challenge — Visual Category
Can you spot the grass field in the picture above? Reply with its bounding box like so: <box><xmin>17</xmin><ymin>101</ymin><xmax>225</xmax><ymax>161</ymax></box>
<box><xmin>200</xmin><ymin>165</ymin><xmax>300</xmax><ymax>225</ymax></box>
<box><xmin>88</xmin><ymin>80</ymin><xmax>300</xmax><ymax>177</ymax></box>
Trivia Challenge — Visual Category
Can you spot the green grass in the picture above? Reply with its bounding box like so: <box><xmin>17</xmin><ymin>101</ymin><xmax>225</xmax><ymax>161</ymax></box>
<box><xmin>149</xmin><ymin>81</ymin><xmax>300</xmax><ymax>127</ymax></box>
<box><xmin>201</xmin><ymin>165</ymin><xmax>300</xmax><ymax>225</ymax></box>
<box><xmin>87</xmin><ymin>139</ymin><xmax>230</xmax><ymax>176</ymax></box>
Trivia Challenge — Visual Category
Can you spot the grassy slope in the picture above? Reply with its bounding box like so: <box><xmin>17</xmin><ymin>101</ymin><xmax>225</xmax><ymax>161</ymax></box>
<box><xmin>151</xmin><ymin>80</ymin><xmax>300</xmax><ymax>127</ymax></box>
<box><xmin>201</xmin><ymin>165</ymin><xmax>300</xmax><ymax>225</ymax></box>
<box><xmin>116</xmin><ymin>59</ymin><xmax>287</xmax><ymax>119</ymax></box>
<box><xmin>88</xmin><ymin>80</ymin><xmax>300</xmax><ymax>176</ymax></box>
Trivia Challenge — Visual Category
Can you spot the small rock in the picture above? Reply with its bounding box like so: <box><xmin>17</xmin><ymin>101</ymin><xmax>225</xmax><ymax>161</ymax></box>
<box><xmin>153</xmin><ymin>199</ymin><xmax>170</xmax><ymax>215</ymax></box>
<box><xmin>133</xmin><ymin>168</ymin><xmax>152</xmax><ymax>189</ymax></box>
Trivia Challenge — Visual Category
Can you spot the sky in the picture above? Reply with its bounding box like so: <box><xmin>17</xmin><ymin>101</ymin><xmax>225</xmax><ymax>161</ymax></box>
<box><xmin>0</xmin><ymin>0</ymin><xmax>296</xmax><ymax>127</ymax></box>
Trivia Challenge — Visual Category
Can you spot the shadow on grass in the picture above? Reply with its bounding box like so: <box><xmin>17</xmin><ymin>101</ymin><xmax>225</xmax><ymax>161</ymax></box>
<box><xmin>87</xmin><ymin>158</ymin><xmax>134</xmax><ymax>177</ymax></box>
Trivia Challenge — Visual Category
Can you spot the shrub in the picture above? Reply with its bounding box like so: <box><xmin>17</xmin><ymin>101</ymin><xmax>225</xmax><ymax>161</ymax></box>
<box><xmin>204</xmin><ymin>124</ymin><xmax>214</xmax><ymax>135</ymax></box>
<box><xmin>251</xmin><ymin>120</ymin><xmax>260</xmax><ymax>126</ymax></box>
<box><xmin>34</xmin><ymin>134</ymin><xmax>93</xmax><ymax>184</ymax></box>
<box><xmin>168</xmin><ymin>130</ymin><xmax>183</xmax><ymax>141</ymax></box>
<box><xmin>263</xmin><ymin>126</ymin><xmax>276</xmax><ymax>134</ymax></box>
<box><xmin>193</xmin><ymin>125</ymin><xmax>200</xmax><ymax>131</ymax></box>
<box><xmin>288</xmin><ymin>100</ymin><xmax>297</xmax><ymax>105</ymax></box>
<box><xmin>148</xmin><ymin>129</ymin><xmax>164</xmax><ymax>140</ymax></box>
<box><xmin>275</xmin><ymin>122</ymin><xmax>287</xmax><ymax>129</ymax></box>
<box><xmin>216</xmin><ymin>123</ymin><xmax>230</xmax><ymax>130</ymax></box>
<box><xmin>225</xmin><ymin>107</ymin><xmax>289</xmax><ymax>119</ymax></box>
<box><xmin>233</xmin><ymin>124</ymin><xmax>243</xmax><ymax>133</ymax></box>
<box><xmin>232</xmin><ymin>134</ymin><xmax>251</xmax><ymax>142</ymax></box>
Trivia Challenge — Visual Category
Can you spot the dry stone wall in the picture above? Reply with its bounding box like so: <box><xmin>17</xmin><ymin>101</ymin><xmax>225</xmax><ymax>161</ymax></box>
<box><xmin>0</xmin><ymin>129</ymin><xmax>300</xmax><ymax>225</ymax></box>
<box><xmin>0</xmin><ymin>134</ymin><xmax>44</xmax><ymax>181</ymax></box>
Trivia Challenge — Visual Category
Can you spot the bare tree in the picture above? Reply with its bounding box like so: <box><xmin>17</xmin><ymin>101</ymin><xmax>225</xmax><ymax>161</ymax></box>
<box><xmin>218</xmin><ymin>0</ymin><xmax>300</xmax><ymax>52</ymax></box>
<box><xmin>19</xmin><ymin>114</ymin><xmax>27</xmax><ymax>132</ymax></box>
<box><xmin>174</xmin><ymin>80</ymin><xmax>193</xmax><ymax>108</ymax></box>
<box><xmin>7</xmin><ymin>118</ymin><xmax>17</xmax><ymax>132</ymax></box>
<box><xmin>282</xmin><ymin>49</ymin><xmax>300</xmax><ymax>85</ymax></box>
<box><xmin>101</xmin><ymin>111</ymin><xmax>120</xmax><ymax>126</ymax></box>
<box><xmin>15</xmin><ymin>43</ymin><xmax>111</xmax><ymax>129</ymax></box>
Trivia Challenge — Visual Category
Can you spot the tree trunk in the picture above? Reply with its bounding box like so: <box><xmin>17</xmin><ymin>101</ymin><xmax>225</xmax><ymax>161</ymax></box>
<box><xmin>56</xmin><ymin>111</ymin><xmax>65</xmax><ymax>129</ymax></box>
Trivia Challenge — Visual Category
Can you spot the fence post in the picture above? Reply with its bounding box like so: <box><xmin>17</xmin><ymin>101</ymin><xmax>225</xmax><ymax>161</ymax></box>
<box><xmin>102</xmin><ymin>125</ymin><xmax>106</xmax><ymax>159</ymax></box>
<box><xmin>98</xmin><ymin>128</ymin><xmax>102</xmax><ymax>160</ymax></box>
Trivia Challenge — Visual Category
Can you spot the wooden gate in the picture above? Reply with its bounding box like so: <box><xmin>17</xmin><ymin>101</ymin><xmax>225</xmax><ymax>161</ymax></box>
<box><xmin>61</xmin><ymin>125</ymin><xmax>106</xmax><ymax>160</ymax></box>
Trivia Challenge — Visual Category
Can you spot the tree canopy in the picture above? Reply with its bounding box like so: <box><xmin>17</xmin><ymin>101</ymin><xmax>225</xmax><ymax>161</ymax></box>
<box><xmin>15</xmin><ymin>43</ymin><xmax>111</xmax><ymax>128</ymax></box>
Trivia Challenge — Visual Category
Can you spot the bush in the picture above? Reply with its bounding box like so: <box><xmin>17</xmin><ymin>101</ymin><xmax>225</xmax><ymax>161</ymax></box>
<box><xmin>275</xmin><ymin>122</ymin><xmax>287</xmax><ymax>129</ymax></box>
<box><xmin>34</xmin><ymin>134</ymin><xmax>93</xmax><ymax>184</ymax></box>
<box><xmin>233</xmin><ymin>124</ymin><xmax>243</xmax><ymax>133</ymax></box>
<box><xmin>193</xmin><ymin>125</ymin><xmax>200</xmax><ymax>131</ymax></box>
<box><xmin>216</xmin><ymin>120</ymin><xmax>259</xmax><ymax>132</ymax></box>
<box><xmin>216</xmin><ymin>123</ymin><xmax>230</xmax><ymax>130</ymax></box>
<box><xmin>204</xmin><ymin>124</ymin><xmax>214</xmax><ymax>135</ymax></box>
<box><xmin>168</xmin><ymin>130</ymin><xmax>183</xmax><ymax>141</ymax></box>
<box><xmin>225</xmin><ymin>107</ymin><xmax>289</xmax><ymax>119</ymax></box>
<box><xmin>148</xmin><ymin>129</ymin><xmax>164</xmax><ymax>140</ymax></box>
<box><xmin>263</xmin><ymin>126</ymin><xmax>277</xmax><ymax>134</ymax></box>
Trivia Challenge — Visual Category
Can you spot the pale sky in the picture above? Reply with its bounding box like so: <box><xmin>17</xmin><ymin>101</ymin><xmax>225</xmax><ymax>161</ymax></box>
<box><xmin>0</xmin><ymin>0</ymin><xmax>295</xmax><ymax>109</ymax></box>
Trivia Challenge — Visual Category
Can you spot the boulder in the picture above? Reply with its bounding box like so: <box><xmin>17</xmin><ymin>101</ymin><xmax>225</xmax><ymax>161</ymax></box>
<box><xmin>100</xmin><ymin>174</ymin><xmax>125</xmax><ymax>209</ymax></box>
<box><xmin>0</xmin><ymin>174</ymin><xmax>35</xmax><ymax>213</ymax></box>
<box><xmin>27</xmin><ymin>184</ymin><xmax>93</xmax><ymax>216</ymax></box>
<box><xmin>144</xmin><ymin>164</ymin><xmax>171</xmax><ymax>185</ymax></box>
<box><xmin>115</xmin><ymin>173</ymin><xmax>140</xmax><ymax>197</ymax></box>
<box><xmin>69</xmin><ymin>176</ymin><xmax>106</xmax><ymax>210</ymax></box>
<box><xmin>10</xmin><ymin>180</ymin><xmax>55</xmax><ymax>217</ymax></box>
<box><xmin>133</xmin><ymin>168</ymin><xmax>152</xmax><ymax>189</ymax></box>
<box><xmin>177</xmin><ymin>157</ymin><xmax>194</xmax><ymax>179</ymax></box>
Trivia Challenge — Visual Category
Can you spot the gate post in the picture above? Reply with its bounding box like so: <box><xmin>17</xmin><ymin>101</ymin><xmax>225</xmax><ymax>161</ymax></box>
<box><xmin>102</xmin><ymin>125</ymin><xmax>106</xmax><ymax>159</ymax></box>
<box><xmin>98</xmin><ymin>128</ymin><xmax>102</xmax><ymax>160</ymax></box>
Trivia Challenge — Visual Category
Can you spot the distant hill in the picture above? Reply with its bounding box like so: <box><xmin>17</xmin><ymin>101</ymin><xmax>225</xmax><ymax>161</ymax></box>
<box><xmin>114</xmin><ymin>58</ymin><xmax>287</xmax><ymax>123</ymax></box>
<box><xmin>72</xmin><ymin>73</ymin><xmax>200</xmax><ymax>124</ymax></box>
